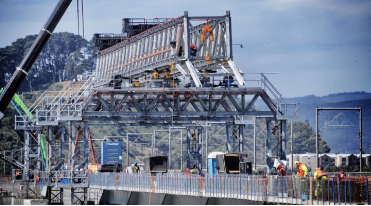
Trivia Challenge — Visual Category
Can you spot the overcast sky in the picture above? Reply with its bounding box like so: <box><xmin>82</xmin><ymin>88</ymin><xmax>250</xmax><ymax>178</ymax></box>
<box><xmin>0</xmin><ymin>0</ymin><xmax>370</xmax><ymax>98</ymax></box>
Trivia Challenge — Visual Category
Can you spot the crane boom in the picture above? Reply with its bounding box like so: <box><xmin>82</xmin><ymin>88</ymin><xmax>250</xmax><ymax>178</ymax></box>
<box><xmin>0</xmin><ymin>0</ymin><xmax>73</xmax><ymax>119</ymax></box>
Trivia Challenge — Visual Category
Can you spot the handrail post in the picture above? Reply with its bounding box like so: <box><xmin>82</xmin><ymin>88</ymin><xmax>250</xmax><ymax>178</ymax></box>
<box><xmin>366</xmin><ymin>178</ymin><xmax>370</xmax><ymax>205</ymax></box>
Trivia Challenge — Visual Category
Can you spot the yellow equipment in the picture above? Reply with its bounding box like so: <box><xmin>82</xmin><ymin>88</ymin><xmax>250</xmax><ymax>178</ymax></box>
<box><xmin>133</xmin><ymin>81</ymin><xmax>140</xmax><ymax>87</ymax></box>
<box><xmin>152</xmin><ymin>71</ymin><xmax>159</xmax><ymax>79</ymax></box>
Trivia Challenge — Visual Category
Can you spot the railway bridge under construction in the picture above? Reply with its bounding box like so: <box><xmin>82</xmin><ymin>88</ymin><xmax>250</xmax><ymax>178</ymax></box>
<box><xmin>0</xmin><ymin>10</ymin><xmax>316</xmax><ymax>205</ymax></box>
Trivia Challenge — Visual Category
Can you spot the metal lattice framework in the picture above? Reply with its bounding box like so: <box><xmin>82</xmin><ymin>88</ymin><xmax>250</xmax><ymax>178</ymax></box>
<box><xmin>7</xmin><ymin>11</ymin><xmax>300</xmax><ymax>204</ymax></box>
<box><xmin>94</xmin><ymin>11</ymin><xmax>244</xmax><ymax>88</ymax></box>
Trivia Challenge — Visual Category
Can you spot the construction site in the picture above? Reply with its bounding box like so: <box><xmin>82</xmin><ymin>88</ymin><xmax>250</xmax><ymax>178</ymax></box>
<box><xmin>0</xmin><ymin>0</ymin><xmax>369</xmax><ymax>205</ymax></box>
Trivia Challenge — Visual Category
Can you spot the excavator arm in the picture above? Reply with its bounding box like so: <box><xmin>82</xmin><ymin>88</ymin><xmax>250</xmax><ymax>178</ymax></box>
<box><xmin>0</xmin><ymin>0</ymin><xmax>73</xmax><ymax>119</ymax></box>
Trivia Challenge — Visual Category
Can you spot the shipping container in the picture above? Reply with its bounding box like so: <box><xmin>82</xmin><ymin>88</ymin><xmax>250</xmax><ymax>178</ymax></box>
<box><xmin>101</xmin><ymin>141</ymin><xmax>123</xmax><ymax>165</ymax></box>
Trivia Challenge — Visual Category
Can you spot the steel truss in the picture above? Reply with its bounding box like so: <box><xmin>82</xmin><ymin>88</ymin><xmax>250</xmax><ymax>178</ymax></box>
<box><xmin>47</xmin><ymin>187</ymin><xmax>63</xmax><ymax>204</ymax></box>
<box><xmin>7</xmin><ymin>11</ymin><xmax>300</xmax><ymax>204</ymax></box>
<box><xmin>82</xmin><ymin>87</ymin><xmax>277</xmax><ymax>123</ymax></box>
<box><xmin>94</xmin><ymin>11</ymin><xmax>244</xmax><ymax>88</ymax></box>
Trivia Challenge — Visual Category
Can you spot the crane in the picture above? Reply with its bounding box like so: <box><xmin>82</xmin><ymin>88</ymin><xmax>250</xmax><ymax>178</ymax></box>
<box><xmin>0</xmin><ymin>0</ymin><xmax>73</xmax><ymax>120</ymax></box>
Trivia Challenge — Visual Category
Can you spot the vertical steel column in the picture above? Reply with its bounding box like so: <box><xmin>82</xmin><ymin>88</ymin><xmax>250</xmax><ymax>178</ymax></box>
<box><xmin>239</xmin><ymin>124</ymin><xmax>244</xmax><ymax>153</ymax></box>
<box><xmin>226</xmin><ymin>123</ymin><xmax>231</xmax><ymax>153</ymax></box>
<box><xmin>71</xmin><ymin>188</ymin><xmax>75</xmax><ymax>205</ymax></box>
<box><xmin>199</xmin><ymin>128</ymin><xmax>203</xmax><ymax>172</ymax></box>
<box><xmin>60</xmin><ymin>188</ymin><xmax>64</xmax><ymax>204</ymax></box>
<box><xmin>186</xmin><ymin>129</ymin><xmax>190</xmax><ymax>169</ymax></box>
<box><xmin>253</xmin><ymin>117</ymin><xmax>256</xmax><ymax>171</ymax></box>
<box><xmin>183</xmin><ymin>11</ymin><xmax>190</xmax><ymax>59</ymax></box>
<box><xmin>48</xmin><ymin>127</ymin><xmax>53</xmax><ymax>175</ymax></box>
<box><xmin>24</xmin><ymin>131</ymin><xmax>30</xmax><ymax>181</ymax></box>
<box><xmin>359</xmin><ymin>107</ymin><xmax>362</xmax><ymax>172</ymax></box>
<box><xmin>60</xmin><ymin>127</ymin><xmax>65</xmax><ymax>172</ymax></box>
<box><xmin>152</xmin><ymin>130</ymin><xmax>155</xmax><ymax>156</ymax></box>
<box><xmin>37</xmin><ymin>132</ymin><xmax>41</xmax><ymax>171</ymax></box>
<box><xmin>315</xmin><ymin>107</ymin><xmax>319</xmax><ymax>168</ymax></box>
<box><xmin>83</xmin><ymin>123</ymin><xmax>89</xmax><ymax>171</ymax></box>
<box><xmin>266</xmin><ymin>118</ymin><xmax>272</xmax><ymax>173</ymax></box>
<box><xmin>205</xmin><ymin>126</ymin><xmax>208</xmax><ymax>172</ymax></box>
<box><xmin>291</xmin><ymin>119</ymin><xmax>293</xmax><ymax>172</ymax></box>
<box><xmin>126</xmin><ymin>133</ymin><xmax>129</xmax><ymax>167</ymax></box>
<box><xmin>168</xmin><ymin>127</ymin><xmax>171</xmax><ymax>171</ymax></box>
<box><xmin>280</xmin><ymin>120</ymin><xmax>287</xmax><ymax>160</ymax></box>
<box><xmin>181</xmin><ymin>131</ymin><xmax>183</xmax><ymax>171</ymax></box>
<box><xmin>225</xmin><ymin>10</ymin><xmax>233</xmax><ymax>59</ymax></box>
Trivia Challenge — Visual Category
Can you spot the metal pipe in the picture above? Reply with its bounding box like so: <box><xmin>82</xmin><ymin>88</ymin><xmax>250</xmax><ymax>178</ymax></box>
<box><xmin>291</xmin><ymin>119</ymin><xmax>293</xmax><ymax>173</ymax></box>
<box><xmin>0</xmin><ymin>0</ymin><xmax>73</xmax><ymax>118</ymax></box>
<box><xmin>253</xmin><ymin>117</ymin><xmax>256</xmax><ymax>171</ymax></box>
<box><xmin>168</xmin><ymin>127</ymin><xmax>171</xmax><ymax>171</ymax></box>
<box><xmin>126</xmin><ymin>134</ymin><xmax>129</xmax><ymax>167</ymax></box>
<box><xmin>205</xmin><ymin>126</ymin><xmax>208</xmax><ymax>173</ymax></box>
<box><xmin>360</xmin><ymin>107</ymin><xmax>362</xmax><ymax>172</ymax></box>
<box><xmin>181</xmin><ymin>131</ymin><xmax>183</xmax><ymax>171</ymax></box>
<box><xmin>316</xmin><ymin>107</ymin><xmax>319</xmax><ymax>168</ymax></box>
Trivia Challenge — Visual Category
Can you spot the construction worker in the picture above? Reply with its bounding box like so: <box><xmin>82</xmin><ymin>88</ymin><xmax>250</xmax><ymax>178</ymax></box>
<box><xmin>152</xmin><ymin>69</ymin><xmax>159</xmax><ymax>79</ymax></box>
<box><xmin>164</xmin><ymin>68</ymin><xmax>172</xmax><ymax>79</ymax></box>
<box><xmin>34</xmin><ymin>174</ymin><xmax>40</xmax><ymax>184</ymax></box>
<box><xmin>314</xmin><ymin>168</ymin><xmax>327</xmax><ymax>198</ymax></box>
<box><xmin>295</xmin><ymin>161</ymin><xmax>308</xmax><ymax>177</ymax></box>
<box><xmin>339</xmin><ymin>170</ymin><xmax>345</xmax><ymax>181</ymax></box>
<box><xmin>277</xmin><ymin>165</ymin><xmax>286</xmax><ymax>176</ymax></box>
<box><xmin>15</xmin><ymin>170</ymin><xmax>22</xmax><ymax>180</ymax></box>
<box><xmin>190</xmin><ymin>43</ymin><xmax>197</xmax><ymax>57</ymax></box>
<box><xmin>295</xmin><ymin>161</ymin><xmax>308</xmax><ymax>198</ymax></box>
<box><xmin>132</xmin><ymin>162</ymin><xmax>140</xmax><ymax>173</ymax></box>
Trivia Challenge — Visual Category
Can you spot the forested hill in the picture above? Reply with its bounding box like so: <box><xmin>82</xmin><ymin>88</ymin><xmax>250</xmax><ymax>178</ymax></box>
<box><xmin>0</xmin><ymin>32</ymin><xmax>97</xmax><ymax>92</ymax></box>
<box><xmin>284</xmin><ymin>92</ymin><xmax>371</xmax><ymax>153</ymax></box>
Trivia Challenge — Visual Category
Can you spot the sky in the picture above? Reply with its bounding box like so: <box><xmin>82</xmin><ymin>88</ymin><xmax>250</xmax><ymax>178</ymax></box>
<box><xmin>0</xmin><ymin>0</ymin><xmax>370</xmax><ymax>98</ymax></box>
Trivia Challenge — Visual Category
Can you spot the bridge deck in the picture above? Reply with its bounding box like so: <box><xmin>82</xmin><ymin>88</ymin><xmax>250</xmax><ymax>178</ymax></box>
<box><xmin>88</xmin><ymin>173</ymin><xmax>370</xmax><ymax>205</ymax></box>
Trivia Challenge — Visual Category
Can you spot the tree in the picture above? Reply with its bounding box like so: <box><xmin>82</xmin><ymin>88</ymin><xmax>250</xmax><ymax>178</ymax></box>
<box><xmin>0</xmin><ymin>32</ymin><xmax>97</xmax><ymax>92</ymax></box>
<box><xmin>288</xmin><ymin>120</ymin><xmax>331</xmax><ymax>154</ymax></box>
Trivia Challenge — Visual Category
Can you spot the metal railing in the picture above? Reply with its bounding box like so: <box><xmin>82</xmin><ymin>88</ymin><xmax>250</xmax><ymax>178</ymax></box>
<box><xmin>88</xmin><ymin>173</ymin><xmax>371</xmax><ymax>205</ymax></box>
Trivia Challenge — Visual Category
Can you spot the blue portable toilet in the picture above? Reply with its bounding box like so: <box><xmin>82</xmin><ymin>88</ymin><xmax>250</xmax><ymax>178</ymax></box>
<box><xmin>208</xmin><ymin>152</ymin><xmax>224</xmax><ymax>175</ymax></box>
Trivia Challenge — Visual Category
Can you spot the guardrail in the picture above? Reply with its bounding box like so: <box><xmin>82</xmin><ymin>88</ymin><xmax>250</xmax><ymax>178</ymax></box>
<box><xmin>89</xmin><ymin>173</ymin><xmax>371</xmax><ymax>205</ymax></box>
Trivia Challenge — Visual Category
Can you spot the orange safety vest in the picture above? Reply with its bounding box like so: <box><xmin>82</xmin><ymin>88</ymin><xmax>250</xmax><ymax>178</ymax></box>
<box><xmin>200</xmin><ymin>23</ymin><xmax>214</xmax><ymax>42</ymax></box>
<box><xmin>316</xmin><ymin>169</ymin><xmax>326</xmax><ymax>178</ymax></box>
<box><xmin>277</xmin><ymin>165</ymin><xmax>286</xmax><ymax>176</ymax></box>
<box><xmin>296</xmin><ymin>163</ymin><xmax>305</xmax><ymax>177</ymax></box>
<box><xmin>35</xmin><ymin>174</ymin><xmax>40</xmax><ymax>184</ymax></box>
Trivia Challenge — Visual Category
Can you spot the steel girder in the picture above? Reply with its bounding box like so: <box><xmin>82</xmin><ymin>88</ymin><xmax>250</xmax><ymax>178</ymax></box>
<box><xmin>82</xmin><ymin>88</ymin><xmax>277</xmax><ymax>123</ymax></box>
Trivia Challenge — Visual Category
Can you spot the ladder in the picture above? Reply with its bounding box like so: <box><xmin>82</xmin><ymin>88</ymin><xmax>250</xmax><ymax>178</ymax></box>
<box><xmin>94</xmin><ymin>11</ymin><xmax>245</xmax><ymax>88</ymax></box>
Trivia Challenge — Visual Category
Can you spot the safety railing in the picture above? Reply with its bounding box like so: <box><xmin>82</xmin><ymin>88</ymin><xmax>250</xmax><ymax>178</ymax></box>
<box><xmin>88</xmin><ymin>173</ymin><xmax>371</xmax><ymax>205</ymax></box>
<box><xmin>31</xmin><ymin>170</ymin><xmax>88</xmax><ymax>187</ymax></box>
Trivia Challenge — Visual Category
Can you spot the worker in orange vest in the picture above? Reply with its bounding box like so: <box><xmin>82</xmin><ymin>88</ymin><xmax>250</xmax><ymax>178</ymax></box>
<box><xmin>34</xmin><ymin>174</ymin><xmax>40</xmax><ymax>184</ymax></box>
<box><xmin>314</xmin><ymin>168</ymin><xmax>328</xmax><ymax>197</ymax></box>
<box><xmin>339</xmin><ymin>170</ymin><xmax>346</xmax><ymax>181</ymax></box>
<box><xmin>295</xmin><ymin>161</ymin><xmax>308</xmax><ymax>177</ymax></box>
<box><xmin>277</xmin><ymin>165</ymin><xmax>286</xmax><ymax>176</ymax></box>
